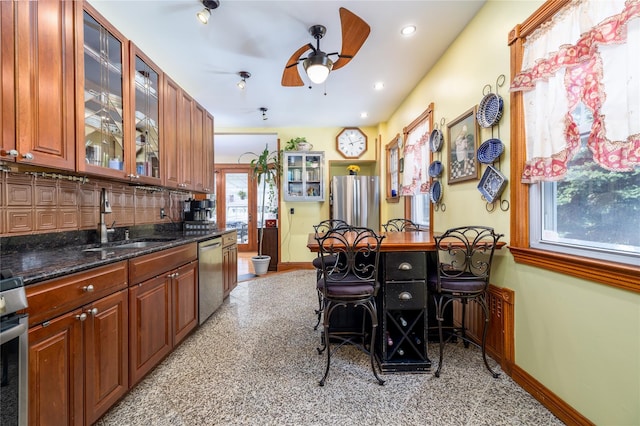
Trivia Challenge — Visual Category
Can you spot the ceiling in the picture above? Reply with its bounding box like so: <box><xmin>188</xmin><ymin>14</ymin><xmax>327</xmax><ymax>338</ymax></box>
<box><xmin>87</xmin><ymin>0</ymin><xmax>486</xmax><ymax>133</ymax></box>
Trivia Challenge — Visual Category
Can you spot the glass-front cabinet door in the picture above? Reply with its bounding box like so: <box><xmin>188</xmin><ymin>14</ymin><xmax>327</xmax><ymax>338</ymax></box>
<box><xmin>129</xmin><ymin>43</ymin><xmax>161</xmax><ymax>183</ymax></box>
<box><xmin>283</xmin><ymin>151</ymin><xmax>324</xmax><ymax>202</ymax></box>
<box><xmin>76</xmin><ymin>3</ymin><xmax>129</xmax><ymax>178</ymax></box>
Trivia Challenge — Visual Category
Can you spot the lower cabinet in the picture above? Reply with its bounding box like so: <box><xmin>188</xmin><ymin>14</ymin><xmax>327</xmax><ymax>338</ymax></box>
<box><xmin>28</xmin><ymin>288</ymin><xmax>128</xmax><ymax>426</ymax></box>
<box><xmin>128</xmin><ymin>274</ymin><xmax>172</xmax><ymax>387</ymax></box>
<box><xmin>128</xmin><ymin>244</ymin><xmax>198</xmax><ymax>386</ymax></box>
<box><xmin>128</xmin><ymin>259</ymin><xmax>199</xmax><ymax>386</ymax></box>
<box><xmin>26</xmin><ymin>244</ymin><xmax>199</xmax><ymax>425</ymax></box>
<box><xmin>222</xmin><ymin>231</ymin><xmax>238</xmax><ymax>297</ymax></box>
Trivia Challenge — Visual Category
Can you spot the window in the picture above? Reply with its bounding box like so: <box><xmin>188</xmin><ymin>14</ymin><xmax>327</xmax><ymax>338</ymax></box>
<box><xmin>385</xmin><ymin>135</ymin><xmax>401</xmax><ymax>203</ymax></box>
<box><xmin>401</xmin><ymin>103</ymin><xmax>434</xmax><ymax>231</ymax></box>
<box><xmin>508</xmin><ymin>0</ymin><xmax>640</xmax><ymax>292</ymax></box>
<box><xmin>530</xmin><ymin>103</ymin><xmax>640</xmax><ymax>266</ymax></box>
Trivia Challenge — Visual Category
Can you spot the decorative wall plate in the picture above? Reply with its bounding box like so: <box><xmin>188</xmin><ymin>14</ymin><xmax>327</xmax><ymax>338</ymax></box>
<box><xmin>430</xmin><ymin>180</ymin><xmax>442</xmax><ymax>204</ymax></box>
<box><xmin>477</xmin><ymin>138</ymin><xmax>504</xmax><ymax>164</ymax></box>
<box><xmin>477</xmin><ymin>165</ymin><xmax>507</xmax><ymax>203</ymax></box>
<box><xmin>428</xmin><ymin>160</ymin><xmax>443</xmax><ymax>178</ymax></box>
<box><xmin>477</xmin><ymin>93</ymin><xmax>503</xmax><ymax>128</ymax></box>
<box><xmin>429</xmin><ymin>129</ymin><xmax>443</xmax><ymax>152</ymax></box>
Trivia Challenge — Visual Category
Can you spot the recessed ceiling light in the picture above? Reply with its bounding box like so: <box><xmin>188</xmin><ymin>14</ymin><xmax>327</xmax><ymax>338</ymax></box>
<box><xmin>374</xmin><ymin>82</ymin><xmax>384</xmax><ymax>91</ymax></box>
<box><xmin>401</xmin><ymin>25</ymin><xmax>417</xmax><ymax>36</ymax></box>
<box><xmin>360</xmin><ymin>112</ymin><xmax>368</xmax><ymax>119</ymax></box>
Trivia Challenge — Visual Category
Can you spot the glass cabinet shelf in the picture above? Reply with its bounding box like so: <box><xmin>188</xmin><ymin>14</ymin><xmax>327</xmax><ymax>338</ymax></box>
<box><xmin>283</xmin><ymin>151</ymin><xmax>324</xmax><ymax>202</ymax></box>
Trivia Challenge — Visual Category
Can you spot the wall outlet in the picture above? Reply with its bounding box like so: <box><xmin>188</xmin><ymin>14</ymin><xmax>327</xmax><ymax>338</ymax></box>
<box><xmin>290</xmin><ymin>208</ymin><xmax>294</xmax><ymax>214</ymax></box>
<box><xmin>160</xmin><ymin>208</ymin><xmax>166</xmax><ymax>219</ymax></box>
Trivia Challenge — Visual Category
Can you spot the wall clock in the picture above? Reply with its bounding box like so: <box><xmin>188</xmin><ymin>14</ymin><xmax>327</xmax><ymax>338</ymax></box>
<box><xmin>336</xmin><ymin>127</ymin><xmax>367</xmax><ymax>159</ymax></box>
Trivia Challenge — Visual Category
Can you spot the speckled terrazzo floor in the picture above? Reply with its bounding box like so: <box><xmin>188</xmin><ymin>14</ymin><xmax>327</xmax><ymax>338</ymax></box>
<box><xmin>96</xmin><ymin>270</ymin><xmax>564</xmax><ymax>426</ymax></box>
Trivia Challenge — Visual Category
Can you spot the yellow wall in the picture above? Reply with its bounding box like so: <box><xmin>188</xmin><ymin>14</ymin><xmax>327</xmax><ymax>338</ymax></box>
<box><xmin>216</xmin><ymin>125</ymin><xmax>379</xmax><ymax>263</ymax></box>
<box><xmin>379</xmin><ymin>1</ymin><xmax>640</xmax><ymax>424</ymax></box>
<box><xmin>221</xmin><ymin>2</ymin><xmax>640</xmax><ymax>423</ymax></box>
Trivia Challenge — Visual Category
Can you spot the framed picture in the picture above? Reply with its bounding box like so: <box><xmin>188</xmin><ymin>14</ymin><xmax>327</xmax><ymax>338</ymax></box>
<box><xmin>447</xmin><ymin>106</ymin><xmax>480</xmax><ymax>184</ymax></box>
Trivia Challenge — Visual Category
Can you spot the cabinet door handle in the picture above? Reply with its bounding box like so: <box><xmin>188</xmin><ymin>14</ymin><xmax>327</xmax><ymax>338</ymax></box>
<box><xmin>398</xmin><ymin>291</ymin><xmax>413</xmax><ymax>301</ymax></box>
<box><xmin>89</xmin><ymin>308</ymin><xmax>99</xmax><ymax>316</ymax></box>
<box><xmin>22</xmin><ymin>152</ymin><xmax>34</xmax><ymax>161</ymax></box>
<box><xmin>83</xmin><ymin>284</ymin><xmax>95</xmax><ymax>293</ymax></box>
<box><xmin>76</xmin><ymin>313</ymin><xmax>87</xmax><ymax>321</ymax></box>
<box><xmin>398</xmin><ymin>262</ymin><xmax>413</xmax><ymax>271</ymax></box>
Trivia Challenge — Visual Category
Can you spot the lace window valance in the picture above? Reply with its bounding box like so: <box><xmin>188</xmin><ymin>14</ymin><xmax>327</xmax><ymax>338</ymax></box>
<box><xmin>511</xmin><ymin>0</ymin><xmax>640</xmax><ymax>182</ymax></box>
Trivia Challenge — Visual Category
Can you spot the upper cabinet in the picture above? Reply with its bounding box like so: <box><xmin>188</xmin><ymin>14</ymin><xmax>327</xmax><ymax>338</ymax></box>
<box><xmin>283</xmin><ymin>151</ymin><xmax>324</xmax><ymax>202</ymax></box>
<box><xmin>8</xmin><ymin>0</ymin><xmax>76</xmax><ymax>169</ymax></box>
<box><xmin>76</xmin><ymin>3</ymin><xmax>130</xmax><ymax>179</ymax></box>
<box><xmin>129</xmin><ymin>43</ymin><xmax>162</xmax><ymax>184</ymax></box>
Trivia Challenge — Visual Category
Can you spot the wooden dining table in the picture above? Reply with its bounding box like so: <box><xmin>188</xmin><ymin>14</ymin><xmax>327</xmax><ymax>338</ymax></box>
<box><xmin>306</xmin><ymin>231</ymin><xmax>438</xmax><ymax>253</ymax></box>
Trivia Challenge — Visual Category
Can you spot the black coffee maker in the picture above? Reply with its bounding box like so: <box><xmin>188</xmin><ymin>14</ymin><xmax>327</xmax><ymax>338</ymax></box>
<box><xmin>183</xmin><ymin>199</ymin><xmax>214</xmax><ymax>221</ymax></box>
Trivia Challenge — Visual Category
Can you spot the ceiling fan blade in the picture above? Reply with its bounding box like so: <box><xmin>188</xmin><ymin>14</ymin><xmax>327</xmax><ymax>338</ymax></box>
<box><xmin>332</xmin><ymin>8</ymin><xmax>370</xmax><ymax>71</ymax></box>
<box><xmin>281</xmin><ymin>43</ymin><xmax>313</xmax><ymax>87</ymax></box>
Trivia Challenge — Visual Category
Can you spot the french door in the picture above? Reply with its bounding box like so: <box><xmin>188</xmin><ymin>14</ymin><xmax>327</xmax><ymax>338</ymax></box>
<box><xmin>215</xmin><ymin>165</ymin><xmax>256</xmax><ymax>251</ymax></box>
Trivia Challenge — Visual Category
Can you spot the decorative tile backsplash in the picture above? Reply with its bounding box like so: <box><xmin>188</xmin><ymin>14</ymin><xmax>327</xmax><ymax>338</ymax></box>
<box><xmin>0</xmin><ymin>172</ymin><xmax>188</xmax><ymax>236</ymax></box>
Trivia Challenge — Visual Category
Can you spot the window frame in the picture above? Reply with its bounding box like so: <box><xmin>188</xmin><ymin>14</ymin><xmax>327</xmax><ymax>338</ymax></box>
<box><xmin>508</xmin><ymin>0</ymin><xmax>640</xmax><ymax>294</ymax></box>
<box><xmin>402</xmin><ymin>103</ymin><xmax>434</xmax><ymax>233</ymax></box>
<box><xmin>385</xmin><ymin>134</ymin><xmax>401</xmax><ymax>203</ymax></box>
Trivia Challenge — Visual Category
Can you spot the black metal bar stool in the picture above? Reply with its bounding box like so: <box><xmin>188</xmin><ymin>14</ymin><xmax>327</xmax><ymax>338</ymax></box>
<box><xmin>311</xmin><ymin>219</ymin><xmax>349</xmax><ymax>331</ymax></box>
<box><xmin>382</xmin><ymin>218</ymin><xmax>422</xmax><ymax>232</ymax></box>
<box><xmin>314</xmin><ymin>226</ymin><xmax>385</xmax><ymax>386</ymax></box>
<box><xmin>428</xmin><ymin>225</ymin><xmax>503</xmax><ymax>378</ymax></box>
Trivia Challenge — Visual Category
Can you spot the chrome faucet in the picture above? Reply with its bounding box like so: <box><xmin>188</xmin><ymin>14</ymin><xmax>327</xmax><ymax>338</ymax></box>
<box><xmin>98</xmin><ymin>188</ymin><xmax>114</xmax><ymax>244</ymax></box>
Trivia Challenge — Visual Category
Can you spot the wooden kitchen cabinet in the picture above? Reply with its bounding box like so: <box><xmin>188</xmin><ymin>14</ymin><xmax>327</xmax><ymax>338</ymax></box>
<box><xmin>1</xmin><ymin>1</ymin><xmax>15</xmax><ymax>161</ymax></box>
<box><xmin>75</xmin><ymin>2</ymin><xmax>130</xmax><ymax>179</ymax></box>
<box><xmin>28</xmin><ymin>306</ymin><xmax>83</xmax><ymax>426</ymax></box>
<box><xmin>172</xmin><ymin>261</ymin><xmax>198</xmax><ymax>347</ymax></box>
<box><xmin>203</xmin><ymin>112</ymin><xmax>215</xmax><ymax>193</ymax></box>
<box><xmin>128</xmin><ymin>273</ymin><xmax>172</xmax><ymax>386</ymax></box>
<box><xmin>128</xmin><ymin>244</ymin><xmax>198</xmax><ymax>385</ymax></box>
<box><xmin>222</xmin><ymin>231</ymin><xmax>238</xmax><ymax>297</ymax></box>
<box><xmin>27</xmin><ymin>262</ymin><xmax>129</xmax><ymax>426</ymax></box>
<box><xmin>192</xmin><ymin>102</ymin><xmax>205</xmax><ymax>193</ymax></box>
<box><xmin>128</xmin><ymin>42</ymin><xmax>163</xmax><ymax>185</ymax></box>
<box><xmin>9</xmin><ymin>0</ymin><xmax>76</xmax><ymax>170</ymax></box>
<box><xmin>261</xmin><ymin>227</ymin><xmax>278</xmax><ymax>271</ymax></box>
<box><xmin>162</xmin><ymin>76</ymin><xmax>180</xmax><ymax>189</ymax></box>
<box><xmin>178</xmin><ymin>90</ymin><xmax>194</xmax><ymax>190</ymax></box>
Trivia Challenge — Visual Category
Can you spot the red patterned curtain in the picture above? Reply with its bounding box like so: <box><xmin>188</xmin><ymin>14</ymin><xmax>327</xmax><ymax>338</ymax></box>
<box><xmin>400</xmin><ymin>119</ymin><xmax>430</xmax><ymax>195</ymax></box>
<box><xmin>511</xmin><ymin>0</ymin><xmax>640</xmax><ymax>182</ymax></box>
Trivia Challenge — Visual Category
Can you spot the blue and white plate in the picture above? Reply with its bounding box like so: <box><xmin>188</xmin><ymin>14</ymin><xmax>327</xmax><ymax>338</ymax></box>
<box><xmin>477</xmin><ymin>93</ymin><xmax>504</xmax><ymax>128</ymax></box>
<box><xmin>429</xmin><ymin>129</ymin><xmax>443</xmax><ymax>152</ymax></box>
<box><xmin>428</xmin><ymin>160</ymin><xmax>443</xmax><ymax>178</ymax></box>
<box><xmin>477</xmin><ymin>165</ymin><xmax>507</xmax><ymax>203</ymax></box>
<box><xmin>430</xmin><ymin>180</ymin><xmax>442</xmax><ymax>204</ymax></box>
<box><xmin>477</xmin><ymin>138</ymin><xmax>504</xmax><ymax>164</ymax></box>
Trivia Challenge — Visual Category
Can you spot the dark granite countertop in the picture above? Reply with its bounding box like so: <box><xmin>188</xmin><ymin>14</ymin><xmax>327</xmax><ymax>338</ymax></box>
<box><xmin>0</xmin><ymin>228</ymin><xmax>235</xmax><ymax>286</ymax></box>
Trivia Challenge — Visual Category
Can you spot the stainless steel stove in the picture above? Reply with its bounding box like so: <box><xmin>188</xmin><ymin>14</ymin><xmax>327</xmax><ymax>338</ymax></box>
<box><xmin>1</xmin><ymin>274</ymin><xmax>28</xmax><ymax>426</ymax></box>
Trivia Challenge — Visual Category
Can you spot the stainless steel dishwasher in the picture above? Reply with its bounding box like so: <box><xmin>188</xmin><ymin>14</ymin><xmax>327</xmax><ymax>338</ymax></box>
<box><xmin>198</xmin><ymin>237</ymin><xmax>223</xmax><ymax>325</ymax></box>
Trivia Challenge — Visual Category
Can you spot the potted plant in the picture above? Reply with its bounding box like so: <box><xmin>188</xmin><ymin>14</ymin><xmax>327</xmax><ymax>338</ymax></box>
<box><xmin>284</xmin><ymin>137</ymin><xmax>312</xmax><ymax>151</ymax></box>
<box><xmin>242</xmin><ymin>145</ymin><xmax>282</xmax><ymax>275</ymax></box>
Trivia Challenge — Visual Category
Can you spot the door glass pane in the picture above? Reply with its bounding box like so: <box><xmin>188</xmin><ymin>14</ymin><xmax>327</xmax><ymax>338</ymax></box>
<box><xmin>133</xmin><ymin>55</ymin><xmax>160</xmax><ymax>178</ymax></box>
<box><xmin>225</xmin><ymin>173</ymin><xmax>248</xmax><ymax>243</ymax></box>
<box><xmin>83</xmin><ymin>11</ymin><xmax>125</xmax><ymax>170</ymax></box>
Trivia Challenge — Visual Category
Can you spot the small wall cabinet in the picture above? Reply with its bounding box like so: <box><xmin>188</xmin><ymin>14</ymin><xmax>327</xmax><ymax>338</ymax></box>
<box><xmin>283</xmin><ymin>151</ymin><xmax>324</xmax><ymax>202</ymax></box>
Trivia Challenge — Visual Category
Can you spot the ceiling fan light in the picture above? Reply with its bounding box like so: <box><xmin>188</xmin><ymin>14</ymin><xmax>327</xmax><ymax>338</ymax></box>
<box><xmin>303</xmin><ymin>53</ymin><xmax>333</xmax><ymax>85</ymax></box>
<box><xmin>237</xmin><ymin>80</ymin><xmax>246</xmax><ymax>90</ymax></box>
<box><xmin>197</xmin><ymin>8</ymin><xmax>210</xmax><ymax>24</ymax></box>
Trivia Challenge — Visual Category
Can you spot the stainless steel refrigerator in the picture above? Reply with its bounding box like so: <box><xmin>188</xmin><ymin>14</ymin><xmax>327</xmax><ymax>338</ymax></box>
<box><xmin>331</xmin><ymin>175</ymin><xmax>380</xmax><ymax>230</ymax></box>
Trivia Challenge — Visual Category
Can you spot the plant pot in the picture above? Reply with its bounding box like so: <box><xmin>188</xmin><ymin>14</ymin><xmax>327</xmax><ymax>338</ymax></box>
<box><xmin>251</xmin><ymin>255</ymin><xmax>271</xmax><ymax>275</ymax></box>
<box><xmin>297</xmin><ymin>142</ymin><xmax>313</xmax><ymax>151</ymax></box>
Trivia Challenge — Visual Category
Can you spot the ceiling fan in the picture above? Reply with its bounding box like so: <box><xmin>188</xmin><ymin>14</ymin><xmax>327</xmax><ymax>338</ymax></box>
<box><xmin>281</xmin><ymin>7</ymin><xmax>370</xmax><ymax>87</ymax></box>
